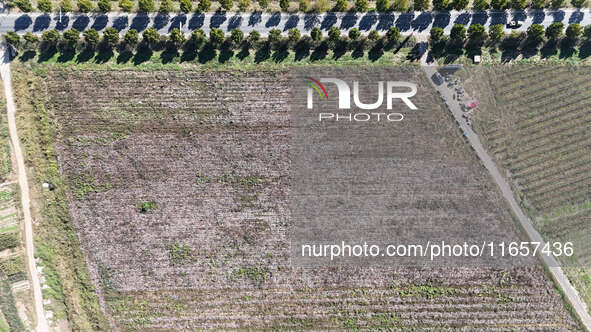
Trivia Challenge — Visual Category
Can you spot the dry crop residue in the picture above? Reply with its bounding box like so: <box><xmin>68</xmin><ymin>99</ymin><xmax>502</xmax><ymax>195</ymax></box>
<box><xmin>26</xmin><ymin>68</ymin><xmax>581</xmax><ymax>331</ymax></box>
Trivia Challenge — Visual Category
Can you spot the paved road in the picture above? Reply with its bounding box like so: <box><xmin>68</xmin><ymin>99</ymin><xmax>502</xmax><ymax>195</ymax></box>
<box><xmin>421</xmin><ymin>65</ymin><xmax>591</xmax><ymax>331</ymax></box>
<box><xmin>0</xmin><ymin>9</ymin><xmax>589</xmax><ymax>36</ymax></box>
<box><xmin>0</xmin><ymin>44</ymin><xmax>50</xmax><ymax>332</ymax></box>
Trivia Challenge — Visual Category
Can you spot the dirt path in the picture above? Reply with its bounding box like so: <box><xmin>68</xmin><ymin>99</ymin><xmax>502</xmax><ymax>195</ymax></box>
<box><xmin>421</xmin><ymin>65</ymin><xmax>591</xmax><ymax>331</ymax></box>
<box><xmin>0</xmin><ymin>44</ymin><xmax>50</xmax><ymax>332</ymax></box>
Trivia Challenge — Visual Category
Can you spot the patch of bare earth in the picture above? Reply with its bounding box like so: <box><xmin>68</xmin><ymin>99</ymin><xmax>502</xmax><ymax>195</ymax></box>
<box><xmin>29</xmin><ymin>68</ymin><xmax>581</xmax><ymax>330</ymax></box>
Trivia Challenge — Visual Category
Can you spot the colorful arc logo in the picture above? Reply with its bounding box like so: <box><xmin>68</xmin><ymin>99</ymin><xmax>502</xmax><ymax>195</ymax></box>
<box><xmin>307</xmin><ymin>77</ymin><xmax>328</xmax><ymax>100</ymax></box>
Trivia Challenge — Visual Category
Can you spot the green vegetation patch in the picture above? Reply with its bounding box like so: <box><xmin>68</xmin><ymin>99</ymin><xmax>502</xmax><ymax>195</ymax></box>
<box><xmin>0</xmin><ymin>257</ymin><xmax>24</xmax><ymax>277</ymax></box>
<box><xmin>70</xmin><ymin>172</ymin><xmax>114</xmax><ymax>199</ymax></box>
<box><xmin>12</xmin><ymin>63</ymin><xmax>108</xmax><ymax>330</ymax></box>
<box><xmin>0</xmin><ymin>233</ymin><xmax>19</xmax><ymax>251</ymax></box>
<box><xmin>0</xmin><ymin>115</ymin><xmax>11</xmax><ymax>183</ymax></box>
<box><xmin>195</xmin><ymin>172</ymin><xmax>277</xmax><ymax>188</ymax></box>
<box><xmin>394</xmin><ymin>284</ymin><xmax>460</xmax><ymax>299</ymax></box>
<box><xmin>137</xmin><ymin>199</ymin><xmax>157</xmax><ymax>213</ymax></box>
<box><xmin>0</xmin><ymin>190</ymin><xmax>13</xmax><ymax>203</ymax></box>
<box><xmin>168</xmin><ymin>243</ymin><xmax>194</xmax><ymax>266</ymax></box>
<box><xmin>0</xmin><ymin>276</ymin><xmax>25</xmax><ymax>332</ymax></box>
<box><xmin>231</xmin><ymin>266</ymin><xmax>271</xmax><ymax>286</ymax></box>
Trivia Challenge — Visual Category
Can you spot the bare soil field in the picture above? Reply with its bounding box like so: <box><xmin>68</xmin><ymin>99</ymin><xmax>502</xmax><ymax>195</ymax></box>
<box><xmin>12</xmin><ymin>63</ymin><xmax>581</xmax><ymax>331</ymax></box>
<box><xmin>461</xmin><ymin>64</ymin><xmax>591</xmax><ymax>321</ymax></box>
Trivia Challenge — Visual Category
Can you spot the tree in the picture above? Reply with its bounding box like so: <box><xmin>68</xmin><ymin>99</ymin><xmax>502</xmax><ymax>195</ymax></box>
<box><xmin>349</xmin><ymin>28</ymin><xmax>360</xmax><ymax>40</ymax></box>
<box><xmin>258</xmin><ymin>0</ymin><xmax>269</xmax><ymax>9</ymax></box>
<box><xmin>429</xmin><ymin>27</ymin><xmax>444</xmax><ymax>42</ymax></box>
<box><xmin>209</xmin><ymin>27</ymin><xmax>225</xmax><ymax>46</ymax></box>
<box><xmin>23</xmin><ymin>32</ymin><xmax>39</xmax><ymax>49</ymax></box>
<box><xmin>550</xmin><ymin>0</ymin><xmax>564</xmax><ymax>8</ymax></box>
<box><xmin>545</xmin><ymin>22</ymin><xmax>564</xmax><ymax>39</ymax></box>
<box><xmin>288</xmin><ymin>28</ymin><xmax>300</xmax><ymax>45</ymax></box>
<box><xmin>63</xmin><ymin>28</ymin><xmax>80</xmax><ymax>47</ymax></box>
<box><xmin>468</xmin><ymin>24</ymin><xmax>487</xmax><ymax>43</ymax></box>
<box><xmin>333</xmin><ymin>0</ymin><xmax>348</xmax><ymax>11</ymax></box>
<box><xmin>14</xmin><ymin>0</ymin><xmax>33</xmax><ymax>12</ymax></box>
<box><xmin>188</xmin><ymin>29</ymin><xmax>206</xmax><ymax>48</ymax></box>
<box><xmin>103</xmin><ymin>27</ymin><xmax>120</xmax><ymax>46</ymax></box>
<box><xmin>450</xmin><ymin>24</ymin><xmax>466</xmax><ymax>40</ymax></box>
<box><xmin>198</xmin><ymin>0</ymin><xmax>211</xmax><ymax>11</ymax></box>
<box><xmin>231</xmin><ymin>29</ymin><xmax>244</xmax><ymax>46</ymax></box>
<box><xmin>248</xmin><ymin>30</ymin><xmax>260</xmax><ymax>44</ymax></box>
<box><xmin>368</xmin><ymin>30</ymin><xmax>379</xmax><ymax>41</ymax></box>
<box><xmin>77</xmin><ymin>0</ymin><xmax>93</xmax><ymax>12</ymax></box>
<box><xmin>119</xmin><ymin>0</ymin><xmax>133</xmax><ymax>12</ymax></box>
<box><xmin>376</xmin><ymin>0</ymin><xmax>390</xmax><ymax>11</ymax></box>
<box><xmin>299</xmin><ymin>0</ymin><xmax>309</xmax><ymax>11</ymax></box>
<box><xmin>83</xmin><ymin>28</ymin><xmax>99</xmax><ymax>47</ymax></box>
<box><xmin>42</xmin><ymin>29</ymin><xmax>60</xmax><ymax>47</ymax></box>
<box><xmin>220</xmin><ymin>0</ymin><xmax>233</xmax><ymax>10</ymax></box>
<box><xmin>490</xmin><ymin>0</ymin><xmax>507</xmax><ymax>9</ymax></box>
<box><xmin>489</xmin><ymin>24</ymin><xmax>503</xmax><ymax>42</ymax></box>
<box><xmin>527</xmin><ymin>24</ymin><xmax>545</xmax><ymax>43</ymax></box>
<box><xmin>530</xmin><ymin>0</ymin><xmax>545</xmax><ymax>8</ymax></box>
<box><xmin>180</xmin><ymin>0</ymin><xmax>192</xmax><ymax>12</ymax></box>
<box><xmin>159</xmin><ymin>0</ymin><xmax>173</xmax><ymax>13</ymax></box>
<box><xmin>238</xmin><ymin>0</ymin><xmax>251</xmax><ymax>10</ymax></box>
<box><xmin>138</xmin><ymin>0</ymin><xmax>154</xmax><ymax>12</ymax></box>
<box><xmin>328</xmin><ymin>26</ymin><xmax>341</xmax><ymax>48</ymax></box>
<box><xmin>314</xmin><ymin>0</ymin><xmax>330</xmax><ymax>11</ymax></box>
<box><xmin>310</xmin><ymin>27</ymin><xmax>322</xmax><ymax>41</ymax></box>
<box><xmin>571</xmin><ymin>0</ymin><xmax>586</xmax><ymax>7</ymax></box>
<box><xmin>472</xmin><ymin>0</ymin><xmax>488</xmax><ymax>10</ymax></box>
<box><xmin>123</xmin><ymin>29</ymin><xmax>139</xmax><ymax>46</ymax></box>
<box><xmin>59</xmin><ymin>0</ymin><xmax>73</xmax><ymax>11</ymax></box>
<box><xmin>268</xmin><ymin>28</ymin><xmax>282</xmax><ymax>44</ymax></box>
<box><xmin>97</xmin><ymin>0</ymin><xmax>111</xmax><ymax>12</ymax></box>
<box><xmin>565</xmin><ymin>23</ymin><xmax>582</xmax><ymax>40</ymax></box>
<box><xmin>280</xmin><ymin>0</ymin><xmax>289</xmax><ymax>10</ymax></box>
<box><xmin>37</xmin><ymin>0</ymin><xmax>52</xmax><ymax>12</ymax></box>
<box><xmin>432</xmin><ymin>0</ymin><xmax>449</xmax><ymax>10</ymax></box>
<box><xmin>355</xmin><ymin>0</ymin><xmax>368</xmax><ymax>11</ymax></box>
<box><xmin>143</xmin><ymin>27</ymin><xmax>160</xmax><ymax>45</ymax></box>
<box><xmin>510</xmin><ymin>0</ymin><xmax>526</xmax><ymax>9</ymax></box>
<box><xmin>169</xmin><ymin>28</ymin><xmax>186</xmax><ymax>47</ymax></box>
<box><xmin>386</xmin><ymin>27</ymin><xmax>400</xmax><ymax>43</ymax></box>
<box><xmin>585</xmin><ymin>25</ymin><xmax>591</xmax><ymax>39</ymax></box>
<box><xmin>391</xmin><ymin>0</ymin><xmax>409</xmax><ymax>11</ymax></box>
<box><xmin>451</xmin><ymin>0</ymin><xmax>468</xmax><ymax>9</ymax></box>
<box><xmin>3</xmin><ymin>32</ymin><xmax>20</xmax><ymax>48</ymax></box>
<box><xmin>413</xmin><ymin>0</ymin><xmax>429</xmax><ymax>9</ymax></box>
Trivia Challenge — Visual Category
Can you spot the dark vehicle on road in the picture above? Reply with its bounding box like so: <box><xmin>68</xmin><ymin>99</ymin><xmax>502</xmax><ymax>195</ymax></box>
<box><xmin>506</xmin><ymin>20</ymin><xmax>522</xmax><ymax>29</ymax></box>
